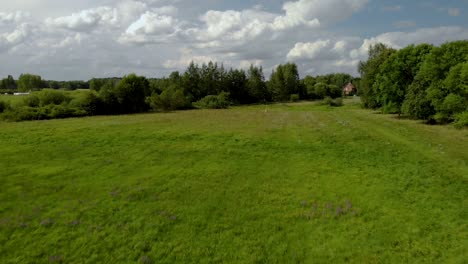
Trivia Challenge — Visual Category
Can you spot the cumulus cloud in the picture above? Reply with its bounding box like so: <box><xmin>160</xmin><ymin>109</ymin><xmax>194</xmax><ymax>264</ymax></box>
<box><xmin>163</xmin><ymin>48</ymin><xmax>217</xmax><ymax>69</ymax></box>
<box><xmin>351</xmin><ymin>26</ymin><xmax>468</xmax><ymax>59</ymax></box>
<box><xmin>278</xmin><ymin>0</ymin><xmax>368</xmax><ymax>27</ymax></box>
<box><xmin>45</xmin><ymin>7</ymin><xmax>118</xmax><ymax>32</ymax></box>
<box><xmin>119</xmin><ymin>11</ymin><xmax>181</xmax><ymax>44</ymax></box>
<box><xmin>0</xmin><ymin>23</ymin><xmax>32</xmax><ymax>52</ymax></box>
<box><xmin>0</xmin><ymin>0</ymin><xmax>467</xmax><ymax>80</ymax></box>
<box><xmin>288</xmin><ymin>40</ymin><xmax>331</xmax><ymax>60</ymax></box>
<box><xmin>287</xmin><ymin>38</ymin><xmax>362</xmax><ymax>76</ymax></box>
<box><xmin>0</xmin><ymin>11</ymin><xmax>30</xmax><ymax>24</ymax></box>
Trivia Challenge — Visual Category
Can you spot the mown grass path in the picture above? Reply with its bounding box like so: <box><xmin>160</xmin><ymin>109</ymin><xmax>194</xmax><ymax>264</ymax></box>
<box><xmin>1</xmin><ymin>101</ymin><xmax>467</xmax><ymax>263</ymax></box>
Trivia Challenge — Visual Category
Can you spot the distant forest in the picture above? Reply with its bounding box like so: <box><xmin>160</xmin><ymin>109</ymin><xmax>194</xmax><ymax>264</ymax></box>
<box><xmin>0</xmin><ymin>40</ymin><xmax>467</xmax><ymax>127</ymax></box>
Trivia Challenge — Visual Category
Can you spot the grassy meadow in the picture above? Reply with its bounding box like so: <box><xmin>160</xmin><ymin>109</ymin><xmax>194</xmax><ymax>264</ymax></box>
<box><xmin>0</xmin><ymin>99</ymin><xmax>467</xmax><ymax>263</ymax></box>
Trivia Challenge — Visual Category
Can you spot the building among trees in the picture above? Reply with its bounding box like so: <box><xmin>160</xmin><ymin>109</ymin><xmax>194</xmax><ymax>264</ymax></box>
<box><xmin>343</xmin><ymin>82</ymin><xmax>357</xmax><ymax>96</ymax></box>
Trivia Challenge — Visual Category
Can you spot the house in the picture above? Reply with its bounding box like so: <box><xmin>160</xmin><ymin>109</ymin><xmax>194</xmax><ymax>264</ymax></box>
<box><xmin>343</xmin><ymin>82</ymin><xmax>357</xmax><ymax>96</ymax></box>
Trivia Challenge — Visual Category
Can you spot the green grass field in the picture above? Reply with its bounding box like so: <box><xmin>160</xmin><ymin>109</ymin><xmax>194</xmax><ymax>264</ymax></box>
<box><xmin>0</xmin><ymin>94</ymin><xmax>29</xmax><ymax>105</ymax></box>
<box><xmin>0</xmin><ymin>100</ymin><xmax>467</xmax><ymax>263</ymax></box>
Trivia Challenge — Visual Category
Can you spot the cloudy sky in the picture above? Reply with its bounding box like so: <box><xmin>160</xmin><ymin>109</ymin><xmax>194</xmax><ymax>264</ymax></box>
<box><xmin>1</xmin><ymin>0</ymin><xmax>467</xmax><ymax>80</ymax></box>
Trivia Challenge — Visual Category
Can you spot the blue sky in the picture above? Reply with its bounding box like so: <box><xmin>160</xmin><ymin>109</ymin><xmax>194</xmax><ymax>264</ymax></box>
<box><xmin>0</xmin><ymin>0</ymin><xmax>467</xmax><ymax>80</ymax></box>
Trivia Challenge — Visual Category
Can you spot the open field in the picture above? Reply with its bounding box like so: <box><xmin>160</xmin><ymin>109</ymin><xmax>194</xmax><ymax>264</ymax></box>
<box><xmin>0</xmin><ymin>100</ymin><xmax>467</xmax><ymax>263</ymax></box>
<box><xmin>0</xmin><ymin>94</ymin><xmax>29</xmax><ymax>105</ymax></box>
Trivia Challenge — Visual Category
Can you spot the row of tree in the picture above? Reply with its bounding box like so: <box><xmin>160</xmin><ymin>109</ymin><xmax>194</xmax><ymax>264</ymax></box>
<box><xmin>0</xmin><ymin>62</ymin><xmax>356</xmax><ymax>121</ymax></box>
<box><xmin>1</xmin><ymin>63</ymin><xmax>355</xmax><ymax>103</ymax></box>
<box><xmin>359</xmin><ymin>40</ymin><xmax>468</xmax><ymax>126</ymax></box>
<box><xmin>0</xmin><ymin>74</ymin><xmax>90</xmax><ymax>92</ymax></box>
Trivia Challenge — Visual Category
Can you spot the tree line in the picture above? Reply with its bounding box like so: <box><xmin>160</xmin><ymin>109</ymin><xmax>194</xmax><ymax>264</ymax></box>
<box><xmin>359</xmin><ymin>40</ymin><xmax>468</xmax><ymax>128</ymax></box>
<box><xmin>0</xmin><ymin>62</ymin><xmax>356</xmax><ymax>121</ymax></box>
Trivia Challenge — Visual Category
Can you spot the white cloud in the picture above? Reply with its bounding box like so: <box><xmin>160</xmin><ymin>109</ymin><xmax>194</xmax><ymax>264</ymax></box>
<box><xmin>0</xmin><ymin>0</ymin><xmax>467</xmax><ymax>81</ymax></box>
<box><xmin>45</xmin><ymin>6</ymin><xmax>118</xmax><ymax>32</ymax></box>
<box><xmin>119</xmin><ymin>11</ymin><xmax>181</xmax><ymax>44</ymax></box>
<box><xmin>0</xmin><ymin>11</ymin><xmax>30</xmax><ymax>24</ymax></box>
<box><xmin>163</xmin><ymin>48</ymin><xmax>216</xmax><ymax>69</ymax></box>
<box><xmin>278</xmin><ymin>0</ymin><xmax>368</xmax><ymax>27</ymax></box>
<box><xmin>0</xmin><ymin>23</ymin><xmax>32</xmax><ymax>51</ymax></box>
<box><xmin>287</xmin><ymin>40</ymin><xmax>331</xmax><ymax>60</ymax></box>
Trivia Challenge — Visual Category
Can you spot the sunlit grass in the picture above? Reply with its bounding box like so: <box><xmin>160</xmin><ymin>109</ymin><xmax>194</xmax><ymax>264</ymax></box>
<box><xmin>0</xmin><ymin>102</ymin><xmax>466</xmax><ymax>263</ymax></box>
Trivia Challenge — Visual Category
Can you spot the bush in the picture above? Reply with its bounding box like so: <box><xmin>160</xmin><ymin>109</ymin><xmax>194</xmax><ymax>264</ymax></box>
<box><xmin>37</xmin><ymin>89</ymin><xmax>72</xmax><ymax>106</ymax></box>
<box><xmin>440</xmin><ymin>94</ymin><xmax>466</xmax><ymax>117</ymax></box>
<box><xmin>1</xmin><ymin>106</ymin><xmax>46</xmax><ymax>121</ymax></box>
<box><xmin>0</xmin><ymin>100</ymin><xmax>9</xmax><ymax>113</ymax></box>
<box><xmin>290</xmin><ymin>94</ymin><xmax>300</xmax><ymax>102</ymax></box>
<box><xmin>453</xmin><ymin>111</ymin><xmax>468</xmax><ymax>129</ymax></box>
<box><xmin>381</xmin><ymin>101</ymin><xmax>400</xmax><ymax>114</ymax></box>
<box><xmin>69</xmin><ymin>90</ymin><xmax>101</xmax><ymax>115</ymax></box>
<box><xmin>23</xmin><ymin>94</ymin><xmax>40</xmax><ymax>107</ymax></box>
<box><xmin>147</xmin><ymin>87</ymin><xmax>191</xmax><ymax>111</ymax></box>
<box><xmin>321</xmin><ymin>97</ymin><xmax>343</xmax><ymax>107</ymax></box>
<box><xmin>194</xmin><ymin>92</ymin><xmax>230</xmax><ymax>109</ymax></box>
<box><xmin>45</xmin><ymin>104</ymin><xmax>87</xmax><ymax>119</ymax></box>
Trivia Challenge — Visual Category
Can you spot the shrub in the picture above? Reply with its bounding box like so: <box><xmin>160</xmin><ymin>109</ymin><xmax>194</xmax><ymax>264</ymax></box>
<box><xmin>440</xmin><ymin>94</ymin><xmax>466</xmax><ymax>118</ymax></box>
<box><xmin>45</xmin><ymin>104</ymin><xmax>87</xmax><ymax>119</ymax></box>
<box><xmin>37</xmin><ymin>89</ymin><xmax>72</xmax><ymax>106</ymax></box>
<box><xmin>193</xmin><ymin>92</ymin><xmax>230</xmax><ymax>109</ymax></box>
<box><xmin>23</xmin><ymin>94</ymin><xmax>40</xmax><ymax>107</ymax></box>
<box><xmin>69</xmin><ymin>90</ymin><xmax>101</xmax><ymax>115</ymax></box>
<box><xmin>381</xmin><ymin>101</ymin><xmax>400</xmax><ymax>114</ymax></box>
<box><xmin>290</xmin><ymin>94</ymin><xmax>300</xmax><ymax>102</ymax></box>
<box><xmin>113</xmin><ymin>74</ymin><xmax>150</xmax><ymax>114</ymax></box>
<box><xmin>0</xmin><ymin>100</ymin><xmax>9</xmax><ymax>113</ymax></box>
<box><xmin>321</xmin><ymin>97</ymin><xmax>343</xmax><ymax>107</ymax></box>
<box><xmin>1</xmin><ymin>106</ymin><xmax>47</xmax><ymax>121</ymax></box>
<box><xmin>453</xmin><ymin>111</ymin><xmax>468</xmax><ymax>129</ymax></box>
<box><xmin>147</xmin><ymin>87</ymin><xmax>191</xmax><ymax>111</ymax></box>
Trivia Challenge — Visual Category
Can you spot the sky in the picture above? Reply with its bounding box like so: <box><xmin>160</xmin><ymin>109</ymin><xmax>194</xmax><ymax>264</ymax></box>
<box><xmin>0</xmin><ymin>0</ymin><xmax>467</xmax><ymax>80</ymax></box>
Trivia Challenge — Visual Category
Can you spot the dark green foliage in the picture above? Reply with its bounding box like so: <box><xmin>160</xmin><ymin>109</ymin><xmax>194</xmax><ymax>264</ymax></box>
<box><xmin>112</xmin><ymin>74</ymin><xmax>150</xmax><ymax>114</ymax></box>
<box><xmin>199</xmin><ymin>62</ymin><xmax>223</xmax><ymax>97</ymax></box>
<box><xmin>194</xmin><ymin>92</ymin><xmax>230</xmax><ymax>109</ymax></box>
<box><xmin>453</xmin><ymin>111</ymin><xmax>468</xmax><ymax>128</ymax></box>
<box><xmin>269</xmin><ymin>63</ymin><xmax>301</xmax><ymax>101</ymax></box>
<box><xmin>17</xmin><ymin>73</ymin><xmax>45</xmax><ymax>92</ymax></box>
<box><xmin>23</xmin><ymin>94</ymin><xmax>40</xmax><ymax>107</ymax></box>
<box><xmin>69</xmin><ymin>90</ymin><xmax>102</xmax><ymax>115</ymax></box>
<box><xmin>404</xmin><ymin>41</ymin><xmax>468</xmax><ymax>120</ymax></box>
<box><xmin>246</xmin><ymin>65</ymin><xmax>268</xmax><ymax>103</ymax></box>
<box><xmin>45</xmin><ymin>80</ymin><xmax>89</xmax><ymax>90</ymax></box>
<box><xmin>0</xmin><ymin>75</ymin><xmax>17</xmax><ymax>90</ymax></box>
<box><xmin>311</xmin><ymin>82</ymin><xmax>342</xmax><ymax>99</ymax></box>
<box><xmin>182</xmin><ymin>62</ymin><xmax>202</xmax><ymax>100</ymax></box>
<box><xmin>304</xmin><ymin>74</ymin><xmax>354</xmax><ymax>99</ymax></box>
<box><xmin>358</xmin><ymin>43</ymin><xmax>396</xmax><ymax>108</ymax></box>
<box><xmin>89</xmin><ymin>78</ymin><xmax>120</xmax><ymax>91</ymax></box>
<box><xmin>225</xmin><ymin>69</ymin><xmax>249</xmax><ymax>104</ymax></box>
<box><xmin>0</xmin><ymin>100</ymin><xmax>9</xmax><ymax>113</ymax></box>
<box><xmin>374</xmin><ymin>44</ymin><xmax>433</xmax><ymax>113</ymax></box>
<box><xmin>321</xmin><ymin>97</ymin><xmax>343</xmax><ymax>107</ymax></box>
<box><xmin>37</xmin><ymin>89</ymin><xmax>72</xmax><ymax>106</ymax></box>
<box><xmin>290</xmin><ymin>94</ymin><xmax>300</xmax><ymax>102</ymax></box>
<box><xmin>146</xmin><ymin>86</ymin><xmax>191</xmax><ymax>111</ymax></box>
<box><xmin>1</xmin><ymin>106</ymin><xmax>45</xmax><ymax>121</ymax></box>
<box><xmin>98</xmin><ymin>81</ymin><xmax>120</xmax><ymax>114</ymax></box>
<box><xmin>359</xmin><ymin>40</ymin><xmax>467</xmax><ymax>125</ymax></box>
<box><xmin>381</xmin><ymin>101</ymin><xmax>400</xmax><ymax>114</ymax></box>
